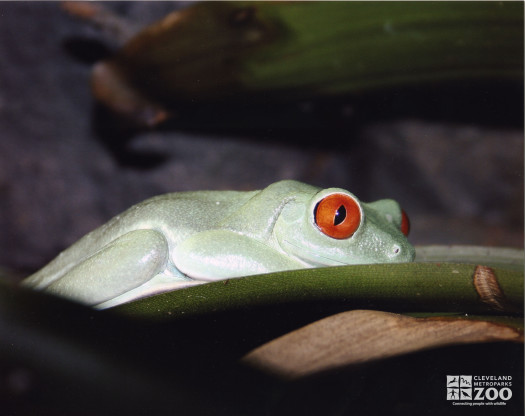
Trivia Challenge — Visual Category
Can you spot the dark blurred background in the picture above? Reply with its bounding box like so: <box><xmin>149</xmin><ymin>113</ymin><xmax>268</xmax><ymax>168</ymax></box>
<box><xmin>0</xmin><ymin>1</ymin><xmax>523</xmax><ymax>278</ymax></box>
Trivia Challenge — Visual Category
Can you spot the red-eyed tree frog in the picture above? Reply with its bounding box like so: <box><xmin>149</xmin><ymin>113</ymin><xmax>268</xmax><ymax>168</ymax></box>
<box><xmin>22</xmin><ymin>180</ymin><xmax>414</xmax><ymax>309</ymax></box>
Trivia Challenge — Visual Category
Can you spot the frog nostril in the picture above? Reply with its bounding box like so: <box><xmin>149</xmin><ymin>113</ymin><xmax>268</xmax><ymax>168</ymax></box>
<box><xmin>393</xmin><ymin>245</ymin><xmax>401</xmax><ymax>255</ymax></box>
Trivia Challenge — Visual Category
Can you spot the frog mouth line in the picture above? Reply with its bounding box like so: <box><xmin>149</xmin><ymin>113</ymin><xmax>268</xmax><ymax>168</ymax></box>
<box><xmin>281</xmin><ymin>239</ymin><xmax>350</xmax><ymax>267</ymax></box>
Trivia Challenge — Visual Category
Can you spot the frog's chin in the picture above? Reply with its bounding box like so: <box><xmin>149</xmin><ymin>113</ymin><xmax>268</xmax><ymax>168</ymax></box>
<box><xmin>280</xmin><ymin>238</ymin><xmax>414</xmax><ymax>266</ymax></box>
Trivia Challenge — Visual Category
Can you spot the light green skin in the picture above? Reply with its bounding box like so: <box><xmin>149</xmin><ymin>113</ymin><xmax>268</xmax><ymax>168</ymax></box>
<box><xmin>22</xmin><ymin>180</ymin><xmax>414</xmax><ymax>309</ymax></box>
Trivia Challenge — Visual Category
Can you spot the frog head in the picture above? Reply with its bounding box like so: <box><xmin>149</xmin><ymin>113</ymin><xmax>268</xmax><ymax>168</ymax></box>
<box><xmin>274</xmin><ymin>187</ymin><xmax>415</xmax><ymax>266</ymax></box>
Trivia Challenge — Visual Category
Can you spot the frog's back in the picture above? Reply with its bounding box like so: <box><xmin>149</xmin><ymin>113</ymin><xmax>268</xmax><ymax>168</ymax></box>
<box><xmin>24</xmin><ymin>189</ymin><xmax>257</xmax><ymax>289</ymax></box>
<box><xmin>114</xmin><ymin>190</ymin><xmax>258</xmax><ymax>241</ymax></box>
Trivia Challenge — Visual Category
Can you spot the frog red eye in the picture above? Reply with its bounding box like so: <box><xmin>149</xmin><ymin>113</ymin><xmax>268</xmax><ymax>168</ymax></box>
<box><xmin>400</xmin><ymin>209</ymin><xmax>410</xmax><ymax>236</ymax></box>
<box><xmin>314</xmin><ymin>194</ymin><xmax>361</xmax><ymax>239</ymax></box>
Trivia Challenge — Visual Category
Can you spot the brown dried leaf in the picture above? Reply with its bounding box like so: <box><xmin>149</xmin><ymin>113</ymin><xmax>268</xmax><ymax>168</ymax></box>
<box><xmin>243</xmin><ymin>310</ymin><xmax>523</xmax><ymax>379</ymax></box>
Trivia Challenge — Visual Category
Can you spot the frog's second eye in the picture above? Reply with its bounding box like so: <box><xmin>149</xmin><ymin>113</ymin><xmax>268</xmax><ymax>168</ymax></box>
<box><xmin>400</xmin><ymin>209</ymin><xmax>410</xmax><ymax>236</ymax></box>
<box><xmin>314</xmin><ymin>194</ymin><xmax>361</xmax><ymax>239</ymax></box>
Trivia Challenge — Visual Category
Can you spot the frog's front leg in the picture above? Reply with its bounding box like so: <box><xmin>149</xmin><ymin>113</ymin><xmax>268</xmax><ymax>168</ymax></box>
<box><xmin>45</xmin><ymin>229</ymin><xmax>171</xmax><ymax>305</ymax></box>
<box><xmin>173</xmin><ymin>230</ymin><xmax>305</xmax><ymax>280</ymax></box>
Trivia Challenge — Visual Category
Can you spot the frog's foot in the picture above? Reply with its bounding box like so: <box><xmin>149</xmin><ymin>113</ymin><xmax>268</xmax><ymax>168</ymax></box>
<box><xmin>94</xmin><ymin>273</ymin><xmax>204</xmax><ymax>309</ymax></box>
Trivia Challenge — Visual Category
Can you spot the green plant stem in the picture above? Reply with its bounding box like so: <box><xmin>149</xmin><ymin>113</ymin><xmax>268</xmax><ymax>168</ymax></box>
<box><xmin>114</xmin><ymin>262</ymin><xmax>523</xmax><ymax>320</ymax></box>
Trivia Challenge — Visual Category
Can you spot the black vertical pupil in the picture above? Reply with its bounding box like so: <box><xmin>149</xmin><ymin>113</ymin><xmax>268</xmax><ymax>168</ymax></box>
<box><xmin>334</xmin><ymin>205</ymin><xmax>346</xmax><ymax>225</ymax></box>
